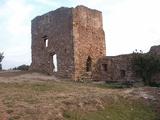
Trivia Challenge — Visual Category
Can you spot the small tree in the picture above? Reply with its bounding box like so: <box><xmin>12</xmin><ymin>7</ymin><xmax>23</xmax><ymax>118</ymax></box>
<box><xmin>132</xmin><ymin>52</ymin><xmax>160</xmax><ymax>85</ymax></box>
<box><xmin>0</xmin><ymin>52</ymin><xmax>4</xmax><ymax>70</ymax></box>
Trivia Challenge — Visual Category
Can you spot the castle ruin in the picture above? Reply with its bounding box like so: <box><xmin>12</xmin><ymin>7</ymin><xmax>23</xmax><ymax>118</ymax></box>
<box><xmin>30</xmin><ymin>5</ymin><xmax>106</xmax><ymax>80</ymax></box>
<box><xmin>30</xmin><ymin>5</ymin><xmax>160</xmax><ymax>82</ymax></box>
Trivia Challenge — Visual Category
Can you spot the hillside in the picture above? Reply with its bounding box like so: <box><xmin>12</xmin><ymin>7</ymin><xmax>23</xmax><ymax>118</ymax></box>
<box><xmin>0</xmin><ymin>71</ymin><xmax>159</xmax><ymax>120</ymax></box>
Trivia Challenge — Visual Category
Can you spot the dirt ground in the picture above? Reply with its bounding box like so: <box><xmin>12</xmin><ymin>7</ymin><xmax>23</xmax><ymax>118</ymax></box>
<box><xmin>0</xmin><ymin>71</ymin><xmax>159</xmax><ymax>120</ymax></box>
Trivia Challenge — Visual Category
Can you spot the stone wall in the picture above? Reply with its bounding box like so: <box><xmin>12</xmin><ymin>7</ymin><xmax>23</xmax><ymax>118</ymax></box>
<box><xmin>72</xmin><ymin>6</ymin><xmax>106</xmax><ymax>80</ymax></box>
<box><xmin>149</xmin><ymin>45</ymin><xmax>160</xmax><ymax>56</ymax></box>
<box><xmin>30</xmin><ymin>5</ymin><xmax>106</xmax><ymax>80</ymax></box>
<box><xmin>30</xmin><ymin>7</ymin><xmax>75</xmax><ymax>79</ymax></box>
<box><xmin>92</xmin><ymin>54</ymin><xmax>139</xmax><ymax>82</ymax></box>
<box><xmin>30</xmin><ymin>5</ymin><xmax>160</xmax><ymax>82</ymax></box>
<box><xmin>93</xmin><ymin>45</ymin><xmax>160</xmax><ymax>82</ymax></box>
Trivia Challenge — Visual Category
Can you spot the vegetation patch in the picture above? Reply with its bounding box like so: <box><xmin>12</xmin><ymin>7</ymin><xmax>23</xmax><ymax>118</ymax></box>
<box><xmin>95</xmin><ymin>82</ymin><xmax>130</xmax><ymax>89</ymax></box>
<box><xmin>63</xmin><ymin>98</ymin><xmax>157</xmax><ymax>120</ymax></box>
<box><xmin>132</xmin><ymin>52</ymin><xmax>160</xmax><ymax>86</ymax></box>
<box><xmin>0</xmin><ymin>75</ymin><xmax>159</xmax><ymax>120</ymax></box>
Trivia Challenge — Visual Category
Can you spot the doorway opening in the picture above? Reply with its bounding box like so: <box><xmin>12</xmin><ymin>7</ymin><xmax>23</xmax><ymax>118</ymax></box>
<box><xmin>86</xmin><ymin>56</ymin><xmax>92</xmax><ymax>72</ymax></box>
<box><xmin>52</xmin><ymin>54</ymin><xmax>58</xmax><ymax>72</ymax></box>
<box><xmin>120</xmin><ymin>70</ymin><xmax>126</xmax><ymax>78</ymax></box>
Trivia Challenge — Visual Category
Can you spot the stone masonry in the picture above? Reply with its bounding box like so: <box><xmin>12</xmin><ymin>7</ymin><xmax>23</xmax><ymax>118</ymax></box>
<box><xmin>30</xmin><ymin>5</ymin><xmax>106</xmax><ymax>80</ymax></box>
<box><xmin>92</xmin><ymin>54</ymin><xmax>139</xmax><ymax>81</ymax></box>
<box><xmin>93</xmin><ymin>46</ymin><xmax>160</xmax><ymax>82</ymax></box>
<box><xmin>30</xmin><ymin>5</ymin><xmax>160</xmax><ymax>82</ymax></box>
<box><xmin>149</xmin><ymin>45</ymin><xmax>160</xmax><ymax>56</ymax></box>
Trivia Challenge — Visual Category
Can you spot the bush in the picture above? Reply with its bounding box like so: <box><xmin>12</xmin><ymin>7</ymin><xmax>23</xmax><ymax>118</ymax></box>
<box><xmin>132</xmin><ymin>52</ymin><xmax>160</xmax><ymax>86</ymax></box>
<box><xmin>13</xmin><ymin>64</ymin><xmax>29</xmax><ymax>71</ymax></box>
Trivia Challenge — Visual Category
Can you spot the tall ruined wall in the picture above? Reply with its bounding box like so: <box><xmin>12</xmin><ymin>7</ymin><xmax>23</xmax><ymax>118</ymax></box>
<box><xmin>72</xmin><ymin>6</ymin><xmax>106</xmax><ymax>80</ymax></box>
<box><xmin>30</xmin><ymin>7</ymin><xmax>75</xmax><ymax>78</ymax></box>
<box><xmin>30</xmin><ymin>5</ymin><xmax>106</xmax><ymax>80</ymax></box>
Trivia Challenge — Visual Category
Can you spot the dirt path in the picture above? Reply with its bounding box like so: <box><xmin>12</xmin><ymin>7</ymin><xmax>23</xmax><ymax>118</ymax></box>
<box><xmin>0</xmin><ymin>71</ymin><xmax>58</xmax><ymax>83</ymax></box>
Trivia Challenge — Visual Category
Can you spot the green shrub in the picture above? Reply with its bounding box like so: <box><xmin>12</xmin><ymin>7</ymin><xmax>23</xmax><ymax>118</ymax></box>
<box><xmin>13</xmin><ymin>64</ymin><xmax>29</xmax><ymax>71</ymax></box>
<box><xmin>132</xmin><ymin>52</ymin><xmax>160</xmax><ymax>86</ymax></box>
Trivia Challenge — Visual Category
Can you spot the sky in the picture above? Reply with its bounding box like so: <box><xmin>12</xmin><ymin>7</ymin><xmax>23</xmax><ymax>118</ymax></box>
<box><xmin>0</xmin><ymin>0</ymin><xmax>160</xmax><ymax>69</ymax></box>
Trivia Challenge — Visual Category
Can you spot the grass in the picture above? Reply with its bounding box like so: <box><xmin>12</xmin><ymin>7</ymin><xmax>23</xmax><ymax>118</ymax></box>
<box><xmin>63</xmin><ymin>98</ymin><xmax>157</xmax><ymax>120</ymax></box>
<box><xmin>95</xmin><ymin>82</ymin><xmax>130</xmax><ymax>89</ymax></box>
<box><xmin>0</xmin><ymin>80</ymin><xmax>158</xmax><ymax>120</ymax></box>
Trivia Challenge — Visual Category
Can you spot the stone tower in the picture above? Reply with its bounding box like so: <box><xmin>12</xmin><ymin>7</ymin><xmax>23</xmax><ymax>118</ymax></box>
<box><xmin>30</xmin><ymin>5</ymin><xmax>106</xmax><ymax>80</ymax></box>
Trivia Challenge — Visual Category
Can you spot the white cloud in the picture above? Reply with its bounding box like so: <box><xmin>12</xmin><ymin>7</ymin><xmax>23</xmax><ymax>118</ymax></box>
<box><xmin>0</xmin><ymin>0</ymin><xmax>33</xmax><ymax>69</ymax></box>
<box><xmin>72</xmin><ymin>0</ymin><xmax>160</xmax><ymax>55</ymax></box>
<box><xmin>35</xmin><ymin>0</ymin><xmax>56</xmax><ymax>5</ymax></box>
<box><xmin>106</xmin><ymin>0</ymin><xmax>160</xmax><ymax>55</ymax></box>
<box><xmin>1</xmin><ymin>0</ymin><xmax>33</xmax><ymax>36</ymax></box>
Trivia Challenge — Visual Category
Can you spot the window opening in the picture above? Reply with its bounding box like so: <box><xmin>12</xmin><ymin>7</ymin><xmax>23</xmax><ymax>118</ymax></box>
<box><xmin>102</xmin><ymin>64</ymin><xmax>108</xmax><ymax>71</ymax></box>
<box><xmin>42</xmin><ymin>35</ymin><xmax>48</xmax><ymax>47</ymax></box>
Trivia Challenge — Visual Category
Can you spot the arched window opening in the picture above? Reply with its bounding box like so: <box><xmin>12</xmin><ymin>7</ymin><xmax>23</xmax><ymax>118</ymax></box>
<box><xmin>86</xmin><ymin>56</ymin><xmax>92</xmax><ymax>72</ymax></box>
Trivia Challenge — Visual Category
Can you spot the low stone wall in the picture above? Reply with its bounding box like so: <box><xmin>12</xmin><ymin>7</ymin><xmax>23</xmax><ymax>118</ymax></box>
<box><xmin>92</xmin><ymin>54</ymin><xmax>140</xmax><ymax>82</ymax></box>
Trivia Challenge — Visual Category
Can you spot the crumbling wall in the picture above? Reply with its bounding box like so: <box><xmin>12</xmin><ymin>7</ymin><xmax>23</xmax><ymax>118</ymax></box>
<box><xmin>72</xmin><ymin>6</ymin><xmax>106</xmax><ymax>80</ymax></box>
<box><xmin>149</xmin><ymin>45</ymin><xmax>160</xmax><ymax>56</ymax></box>
<box><xmin>93</xmin><ymin>54</ymin><xmax>138</xmax><ymax>82</ymax></box>
<box><xmin>30</xmin><ymin>7</ymin><xmax>75</xmax><ymax>79</ymax></box>
<box><xmin>30</xmin><ymin>6</ymin><xmax>106</xmax><ymax>80</ymax></box>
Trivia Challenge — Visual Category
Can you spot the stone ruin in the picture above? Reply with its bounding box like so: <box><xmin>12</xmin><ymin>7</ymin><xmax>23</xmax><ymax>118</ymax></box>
<box><xmin>30</xmin><ymin>5</ymin><xmax>106</xmax><ymax>80</ymax></box>
<box><xmin>92</xmin><ymin>54</ymin><xmax>137</xmax><ymax>81</ymax></box>
<box><xmin>93</xmin><ymin>45</ymin><xmax>160</xmax><ymax>83</ymax></box>
<box><xmin>30</xmin><ymin>5</ymin><xmax>160</xmax><ymax>82</ymax></box>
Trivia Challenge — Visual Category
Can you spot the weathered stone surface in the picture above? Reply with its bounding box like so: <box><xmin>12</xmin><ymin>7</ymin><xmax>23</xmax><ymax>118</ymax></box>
<box><xmin>149</xmin><ymin>45</ymin><xmax>160</xmax><ymax>56</ymax></box>
<box><xmin>93</xmin><ymin>45</ymin><xmax>160</xmax><ymax>82</ymax></box>
<box><xmin>72</xmin><ymin>6</ymin><xmax>106</xmax><ymax>80</ymax></box>
<box><xmin>30</xmin><ymin>7</ymin><xmax>74</xmax><ymax>79</ymax></box>
<box><xmin>30</xmin><ymin>5</ymin><xmax>106</xmax><ymax>80</ymax></box>
<box><xmin>92</xmin><ymin>54</ymin><xmax>139</xmax><ymax>82</ymax></box>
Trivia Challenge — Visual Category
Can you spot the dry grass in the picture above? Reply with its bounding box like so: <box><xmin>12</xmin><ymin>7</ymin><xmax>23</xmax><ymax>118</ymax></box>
<box><xmin>0</xmin><ymin>71</ymin><xmax>159</xmax><ymax>120</ymax></box>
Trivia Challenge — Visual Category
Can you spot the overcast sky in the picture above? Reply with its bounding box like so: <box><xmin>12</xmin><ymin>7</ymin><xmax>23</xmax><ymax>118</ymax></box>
<box><xmin>0</xmin><ymin>0</ymin><xmax>160</xmax><ymax>69</ymax></box>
